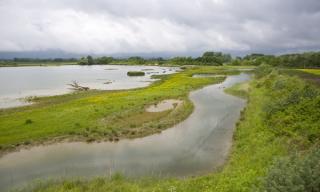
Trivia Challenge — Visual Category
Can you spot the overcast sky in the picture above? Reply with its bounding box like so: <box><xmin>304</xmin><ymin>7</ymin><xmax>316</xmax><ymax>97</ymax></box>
<box><xmin>0</xmin><ymin>0</ymin><xmax>320</xmax><ymax>56</ymax></box>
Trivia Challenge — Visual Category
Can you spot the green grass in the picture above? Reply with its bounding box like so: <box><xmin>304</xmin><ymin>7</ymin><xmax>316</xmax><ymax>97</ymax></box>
<box><xmin>280</xmin><ymin>69</ymin><xmax>320</xmax><ymax>87</ymax></box>
<box><xmin>224</xmin><ymin>82</ymin><xmax>250</xmax><ymax>99</ymax></box>
<box><xmin>298</xmin><ymin>69</ymin><xmax>320</xmax><ymax>75</ymax></box>
<box><xmin>18</xmin><ymin>69</ymin><xmax>320</xmax><ymax>192</ymax></box>
<box><xmin>0</xmin><ymin>66</ymin><xmax>236</xmax><ymax>153</ymax></box>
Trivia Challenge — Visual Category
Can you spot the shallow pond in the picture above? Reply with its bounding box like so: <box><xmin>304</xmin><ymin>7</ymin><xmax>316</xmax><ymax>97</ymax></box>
<box><xmin>0</xmin><ymin>65</ymin><xmax>177</xmax><ymax>108</ymax></box>
<box><xmin>0</xmin><ymin>73</ymin><xmax>250</xmax><ymax>191</ymax></box>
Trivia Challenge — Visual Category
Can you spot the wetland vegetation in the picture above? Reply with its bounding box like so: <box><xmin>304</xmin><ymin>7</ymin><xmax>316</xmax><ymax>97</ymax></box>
<box><xmin>7</xmin><ymin>64</ymin><xmax>319</xmax><ymax>192</ymax></box>
<box><xmin>0</xmin><ymin>66</ymin><xmax>238</xmax><ymax>154</ymax></box>
<box><xmin>1</xmin><ymin>51</ymin><xmax>320</xmax><ymax>192</ymax></box>
<box><xmin>1</xmin><ymin>0</ymin><xmax>319</xmax><ymax>189</ymax></box>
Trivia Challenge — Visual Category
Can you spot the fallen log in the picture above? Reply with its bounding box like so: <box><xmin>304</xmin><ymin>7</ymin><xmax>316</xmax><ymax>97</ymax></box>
<box><xmin>67</xmin><ymin>81</ymin><xmax>90</xmax><ymax>91</ymax></box>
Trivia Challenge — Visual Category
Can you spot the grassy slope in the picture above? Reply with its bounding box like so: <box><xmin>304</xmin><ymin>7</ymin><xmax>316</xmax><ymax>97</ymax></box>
<box><xmin>0</xmin><ymin>66</ymin><xmax>235</xmax><ymax>152</ymax></box>
<box><xmin>281</xmin><ymin>69</ymin><xmax>320</xmax><ymax>87</ymax></box>
<box><xmin>18</xmin><ymin>73</ymin><xmax>293</xmax><ymax>192</ymax></box>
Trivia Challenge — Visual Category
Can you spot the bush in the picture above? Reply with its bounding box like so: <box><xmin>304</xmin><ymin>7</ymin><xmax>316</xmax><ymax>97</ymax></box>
<box><xmin>255</xmin><ymin>64</ymin><xmax>273</xmax><ymax>78</ymax></box>
<box><xmin>257</xmin><ymin>147</ymin><xmax>320</xmax><ymax>192</ymax></box>
<box><xmin>261</xmin><ymin>74</ymin><xmax>320</xmax><ymax>142</ymax></box>
<box><xmin>25</xmin><ymin>119</ymin><xmax>33</xmax><ymax>124</ymax></box>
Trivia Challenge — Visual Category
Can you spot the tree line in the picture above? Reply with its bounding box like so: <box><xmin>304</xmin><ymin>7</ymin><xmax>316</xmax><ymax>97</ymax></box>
<box><xmin>1</xmin><ymin>51</ymin><xmax>319</xmax><ymax>68</ymax></box>
<box><xmin>76</xmin><ymin>51</ymin><xmax>232</xmax><ymax>66</ymax></box>
<box><xmin>230</xmin><ymin>51</ymin><xmax>320</xmax><ymax>68</ymax></box>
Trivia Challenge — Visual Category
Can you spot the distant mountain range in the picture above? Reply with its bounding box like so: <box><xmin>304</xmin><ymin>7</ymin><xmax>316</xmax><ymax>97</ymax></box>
<box><xmin>0</xmin><ymin>50</ymin><xmax>204</xmax><ymax>59</ymax></box>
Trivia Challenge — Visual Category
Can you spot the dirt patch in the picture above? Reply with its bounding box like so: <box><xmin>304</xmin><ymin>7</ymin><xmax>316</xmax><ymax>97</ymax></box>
<box><xmin>146</xmin><ymin>99</ymin><xmax>183</xmax><ymax>112</ymax></box>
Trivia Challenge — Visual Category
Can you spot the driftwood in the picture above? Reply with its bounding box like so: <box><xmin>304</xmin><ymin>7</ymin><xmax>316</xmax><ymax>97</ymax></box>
<box><xmin>67</xmin><ymin>81</ymin><xmax>90</xmax><ymax>91</ymax></box>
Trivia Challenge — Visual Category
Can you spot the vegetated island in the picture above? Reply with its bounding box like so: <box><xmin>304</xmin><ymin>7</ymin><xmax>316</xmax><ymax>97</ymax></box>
<box><xmin>127</xmin><ymin>71</ymin><xmax>145</xmax><ymax>76</ymax></box>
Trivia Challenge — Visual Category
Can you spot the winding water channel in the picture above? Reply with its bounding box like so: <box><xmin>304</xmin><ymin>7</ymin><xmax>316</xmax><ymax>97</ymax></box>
<box><xmin>0</xmin><ymin>73</ymin><xmax>250</xmax><ymax>191</ymax></box>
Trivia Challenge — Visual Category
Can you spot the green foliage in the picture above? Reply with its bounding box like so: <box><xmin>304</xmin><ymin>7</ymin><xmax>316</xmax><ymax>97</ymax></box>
<box><xmin>95</xmin><ymin>56</ymin><xmax>114</xmax><ymax>64</ymax></box>
<box><xmin>2</xmin><ymin>50</ymin><xmax>320</xmax><ymax>68</ymax></box>
<box><xmin>127</xmin><ymin>56</ymin><xmax>146</xmax><ymax>64</ymax></box>
<box><xmin>257</xmin><ymin>147</ymin><xmax>320</xmax><ymax>192</ymax></box>
<box><xmin>169</xmin><ymin>56</ymin><xmax>194</xmax><ymax>65</ymax></box>
<box><xmin>200</xmin><ymin>51</ymin><xmax>232</xmax><ymax>64</ymax></box>
<box><xmin>168</xmin><ymin>51</ymin><xmax>231</xmax><ymax>66</ymax></box>
<box><xmin>234</xmin><ymin>51</ymin><xmax>320</xmax><ymax>68</ymax></box>
<box><xmin>224</xmin><ymin>82</ymin><xmax>250</xmax><ymax>99</ymax></box>
<box><xmin>255</xmin><ymin>64</ymin><xmax>273</xmax><ymax>78</ymax></box>
<box><xmin>261</xmin><ymin>74</ymin><xmax>320</xmax><ymax>142</ymax></box>
<box><xmin>87</xmin><ymin>55</ymin><xmax>95</xmax><ymax>65</ymax></box>
<box><xmin>78</xmin><ymin>57</ymin><xmax>89</xmax><ymax>65</ymax></box>
<box><xmin>25</xmin><ymin>119</ymin><xmax>33</xmax><ymax>124</ymax></box>
<box><xmin>78</xmin><ymin>55</ymin><xmax>95</xmax><ymax>65</ymax></box>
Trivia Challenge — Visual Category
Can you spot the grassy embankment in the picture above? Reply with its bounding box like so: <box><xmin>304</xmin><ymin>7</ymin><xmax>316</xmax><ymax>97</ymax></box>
<box><xmin>21</xmin><ymin>67</ymin><xmax>320</xmax><ymax>191</ymax></box>
<box><xmin>280</xmin><ymin>68</ymin><xmax>320</xmax><ymax>86</ymax></box>
<box><xmin>0</xmin><ymin>66</ymin><xmax>237</xmax><ymax>153</ymax></box>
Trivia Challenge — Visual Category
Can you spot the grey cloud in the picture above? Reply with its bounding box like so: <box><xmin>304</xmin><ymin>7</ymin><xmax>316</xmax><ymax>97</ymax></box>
<box><xmin>0</xmin><ymin>0</ymin><xmax>319</xmax><ymax>55</ymax></box>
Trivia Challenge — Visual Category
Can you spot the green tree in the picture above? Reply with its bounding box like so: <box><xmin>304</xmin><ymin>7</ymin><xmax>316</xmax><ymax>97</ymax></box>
<box><xmin>87</xmin><ymin>55</ymin><xmax>94</xmax><ymax>65</ymax></box>
<box><xmin>96</xmin><ymin>56</ymin><xmax>113</xmax><ymax>64</ymax></box>
<box><xmin>78</xmin><ymin>57</ymin><xmax>88</xmax><ymax>65</ymax></box>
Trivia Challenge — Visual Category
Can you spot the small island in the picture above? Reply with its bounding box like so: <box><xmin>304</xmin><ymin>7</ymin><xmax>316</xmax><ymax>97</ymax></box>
<box><xmin>127</xmin><ymin>71</ymin><xmax>145</xmax><ymax>76</ymax></box>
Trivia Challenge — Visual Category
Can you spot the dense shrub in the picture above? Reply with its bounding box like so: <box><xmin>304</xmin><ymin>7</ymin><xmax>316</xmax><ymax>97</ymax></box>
<box><xmin>257</xmin><ymin>147</ymin><xmax>320</xmax><ymax>192</ymax></box>
<box><xmin>261</xmin><ymin>74</ymin><xmax>320</xmax><ymax>142</ymax></box>
<box><xmin>255</xmin><ymin>64</ymin><xmax>273</xmax><ymax>78</ymax></box>
<box><xmin>235</xmin><ymin>51</ymin><xmax>320</xmax><ymax>68</ymax></box>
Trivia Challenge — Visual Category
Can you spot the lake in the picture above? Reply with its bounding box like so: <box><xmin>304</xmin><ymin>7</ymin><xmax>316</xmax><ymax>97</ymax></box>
<box><xmin>0</xmin><ymin>73</ymin><xmax>250</xmax><ymax>191</ymax></box>
<box><xmin>0</xmin><ymin>65</ymin><xmax>177</xmax><ymax>108</ymax></box>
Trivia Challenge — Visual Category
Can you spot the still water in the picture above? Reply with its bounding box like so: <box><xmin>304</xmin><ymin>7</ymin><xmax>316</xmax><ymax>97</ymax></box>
<box><xmin>0</xmin><ymin>73</ymin><xmax>250</xmax><ymax>191</ymax></box>
<box><xmin>0</xmin><ymin>65</ymin><xmax>177</xmax><ymax>108</ymax></box>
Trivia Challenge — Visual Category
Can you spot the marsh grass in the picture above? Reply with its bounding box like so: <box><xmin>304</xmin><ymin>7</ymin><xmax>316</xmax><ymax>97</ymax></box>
<box><xmin>224</xmin><ymin>82</ymin><xmax>250</xmax><ymax>99</ymax></box>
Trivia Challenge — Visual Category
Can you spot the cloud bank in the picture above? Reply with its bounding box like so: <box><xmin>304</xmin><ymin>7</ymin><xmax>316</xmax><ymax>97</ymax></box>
<box><xmin>0</xmin><ymin>0</ymin><xmax>320</xmax><ymax>55</ymax></box>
